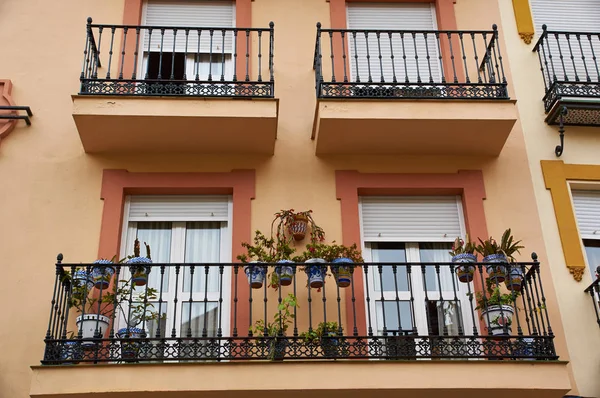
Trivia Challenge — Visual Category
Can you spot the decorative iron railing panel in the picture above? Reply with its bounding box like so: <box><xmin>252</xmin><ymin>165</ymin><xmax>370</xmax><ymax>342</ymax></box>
<box><xmin>533</xmin><ymin>26</ymin><xmax>600</xmax><ymax>112</ymax></box>
<box><xmin>42</xmin><ymin>256</ymin><xmax>556</xmax><ymax>364</ymax></box>
<box><xmin>313</xmin><ymin>24</ymin><xmax>508</xmax><ymax>100</ymax></box>
<box><xmin>79</xmin><ymin>18</ymin><xmax>274</xmax><ymax>98</ymax></box>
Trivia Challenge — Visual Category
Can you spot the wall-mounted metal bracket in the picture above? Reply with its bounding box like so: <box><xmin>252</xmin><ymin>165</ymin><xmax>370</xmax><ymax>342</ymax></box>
<box><xmin>555</xmin><ymin>106</ymin><xmax>567</xmax><ymax>157</ymax></box>
<box><xmin>0</xmin><ymin>105</ymin><xmax>33</xmax><ymax>126</ymax></box>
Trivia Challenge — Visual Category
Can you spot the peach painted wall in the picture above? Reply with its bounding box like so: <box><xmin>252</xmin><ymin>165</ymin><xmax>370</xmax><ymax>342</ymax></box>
<box><xmin>0</xmin><ymin>0</ymin><xmax>572</xmax><ymax>398</ymax></box>
<box><xmin>498</xmin><ymin>0</ymin><xmax>600</xmax><ymax>396</ymax></box>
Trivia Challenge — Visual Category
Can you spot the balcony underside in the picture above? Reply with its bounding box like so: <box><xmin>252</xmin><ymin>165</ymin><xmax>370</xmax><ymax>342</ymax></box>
<box><xmin>72</xmin><ymin>96</ymin><xmax>278</xmax><ymax>154</ymax></box>
<box><xmin>545</xmin><ymin>96</ymin><xmax>600</xmax><ymax>126</ymax></box>
<box><xmin>30</xmin><ymin>360</ymin><xmax>571</xmax><ymax>398</ymax></box>
<box><xmin>313</xmin><ymin>99</ymin><xmax>517</xmax><ymax>156</ymax></box>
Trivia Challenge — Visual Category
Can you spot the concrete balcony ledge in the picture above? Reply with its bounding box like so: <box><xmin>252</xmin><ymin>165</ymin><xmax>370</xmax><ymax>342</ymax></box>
<box><xmin>312</xmin><ymin>99</ymin><xmax>518</xmax><ymax>156</ymax></box>
<box><xmin>72</xmin><ymin>96</ymin><xmax>279</xmax><ymax>154</ymax></box>
<box><xmin>30</xmin><ymin>360</ymin><xmax>570</xmax><ymax>398</ymax></box>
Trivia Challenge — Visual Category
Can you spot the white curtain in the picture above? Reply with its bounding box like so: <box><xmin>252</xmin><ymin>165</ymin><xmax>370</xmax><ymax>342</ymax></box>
<box><xmin>585</xmin><ymin>241</ymin><xmax>600</xmax><ymax>277</ymax></box>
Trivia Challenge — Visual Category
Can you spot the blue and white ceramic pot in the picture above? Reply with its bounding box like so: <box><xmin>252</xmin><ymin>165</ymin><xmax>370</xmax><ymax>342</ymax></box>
<box><xmin>274</xmin><ymin>260</ymin><xmax>295</xmax><ymax>287</ymax></box>
<box><xmin>60</xmin><ymin>341</ymin><xmax>82</xmax><ymax>365</ymax></box>
<box><xmin>128</xmin><ymin>257</ymin><xmax>152</xmax><ymax>286</ymax></box>
<box><xmin>481</xmin><ymin>305</ymin><xmax>514</xmax><ymax>336</ymax></box>
<box><xmin>243</xmin><ymin>261</ymin><xmax>267</xmax><ymax>289</ymax></box>
<box><xmin>331</xmin><ymin>258</ymin><xmax>354</xmax><ymax>288</ymax></box>
<box><xmin>483</xmin><ymin>253</ymin><xmax>508</xmax><ymax>283</ymax></box>
<box><xmin>504</xmin><ymin>266</ymin><xmax>524</xmax><ymax>292</ymax></box>
<box><xmin>304</xmin><ymin>258</ymin><xmax>327</xmax><ymax>288</ymax></box>
<box><xmin>73</xmin><ymin>270</ymin><xmax>94</xmax><ymax>292</ymax></box>
<box><xmin>451</xmin><ymin>253</ymin><xmax>477</xmax><ymax>283</ymax></box>
<box><xmin>75</xmin><ymin>314</ymin><xmax>111</xmax><ymax>347</ymax></box>
<box><xmin>91</xmin><ymin>259</ymin><xmax>115</xmax><ymax>290</ymax></box>
<box><xmin>117</xmin><ymin>327</ymin><xmax>144</xmax><ymax>360</ymax></box>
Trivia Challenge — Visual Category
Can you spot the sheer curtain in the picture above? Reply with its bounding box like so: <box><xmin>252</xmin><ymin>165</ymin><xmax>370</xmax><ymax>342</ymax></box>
<box><xmin>419</xmin><ymin>243</ymin><xmax>462</xmax><ymax>336</ymax></box>
<box><xmin>181</xmin><ymin>221</ymin><xmax>221</xmax><ymax>337</ymax></box>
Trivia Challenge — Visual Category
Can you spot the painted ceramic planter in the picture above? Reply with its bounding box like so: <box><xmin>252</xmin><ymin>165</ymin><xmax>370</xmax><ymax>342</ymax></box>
<box><xmin>483</xmin><ymin>254</ymin><xmax>508</xmax><ymax>283</ymax></box>
<box><xmin>244</xmin><ymin>262</ymin><xmax>267</xmax><ymax>289</ymax></box>
<box><xmin>269</xmin><ymin>337</ymin><xmax>288</xmax><ymax>360</ymax></box>
<box><xmin>117</xmin><ymin>327</ymin><xmax>144</xmax><ymax>361</ymax></box>
<box><xmin>60</xmin><ymin>341</ymin><xmax>82</xmax><ymax>365</ymax></box>
<box><xmin>73</xmin><ymin>270</ymin><xmax>94</xmax><ymax>292</ymax></box>
<box><xmin>452</xmin><ymin>253</ymin><xmax>477</xmax><ymax>283</ymax></box>
<box><xmin>481</xmin><ymin>305</ymin><xmax>514</xmax><ymax>336</ymax></box>
<box><xmin>505</xmin><ymin>266</ymin><xmax>525</xmax><ymax>292</ymax></box>
<box><xmin>288</xmin><ymin>214</ymin><xmax>308</xmax><ymax>241</ymax></box>
<box><xmin>91</xmin><ymin>259</ymin><xmax>115</xmax><ymax>290</ymax></box>
<box><xmin>331</xmin><ymin>258</ymin><xmax>354</xmax><ymax>288</ymax></box>
<box><xmin>128</xmin><ymin>257</ymin><xmax>152</xmax><ymax>286</ymax></box>
<box><xmin>304</xmin><ymin>258</ymin><xmax>327</xmax><ymax>288</ymax></box>
<box><xmin>274</xmin><ymin>260</ymin><xmax>294</xmax><ymax>287</ymax></box>
<box><xmin>321</xmin><ymin>335</ymin><xmax>340</xmax><ymax>358</ymax></box>
<box><xmin>514</xmin><ymin>337</ymin><xmax>536</xmax><ymax>360</ymax></box>
<box><xmin>75</xmin><ymin>314</ymin><xmax>111</xmax><ymax>347</ymax></box>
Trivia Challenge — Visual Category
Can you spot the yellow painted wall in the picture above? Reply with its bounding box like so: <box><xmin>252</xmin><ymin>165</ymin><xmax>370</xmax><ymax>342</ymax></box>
<box><xmin>0</xmin><ymin>0</ymin><xmax>574</xmax><ymax>397</ymax></box>
<box><xmin>498</xmin><ymin>0</ymin><xmax>600</xmax><ymax>396</ymax></box>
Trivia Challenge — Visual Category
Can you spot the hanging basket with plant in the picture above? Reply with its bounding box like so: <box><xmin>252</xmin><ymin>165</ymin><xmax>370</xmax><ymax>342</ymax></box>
<box><xmin>476</xmin><ymin>229</ymin><xmax>524</xmax><ymax>285</ymax></box>
<box><xmin>127</xmin><ymin>239</ymin><xmax>152</xmax><ymax>286</ymax></box>
<box><xmin>272</xmin><ymin>209</ymin><xmax>326</xmax><ymax>243</ymax></box>
<box><xmin>449</xmin><ymin>235</ymin><xmax>477</xmax><ymax>283</ymax></box>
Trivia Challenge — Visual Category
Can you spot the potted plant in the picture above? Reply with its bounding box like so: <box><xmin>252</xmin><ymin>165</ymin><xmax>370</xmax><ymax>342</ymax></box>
<box><xmin>299</xmin><ymin>321</ymin><xmax>344</xmax><ymax>357</ymax></box>
<box><xmin>127</xmin><ymin>239</ymin><xmax>152</xmax><ymax>286</ymax></box>
<box><xmin>237</xmin><ymin>231</ymin><xmax>273</xmax><ymax>289</ymax></box>
<box><xmin>272</xmin><ymin>209</ymin><xmax>325</xmax><ymax>242</ymax></box>
<box><xmin>91</xmin><ymin>258</ymin><xmax>116</xmax><ymax>290</ymax></box>
<box><xmin>476</xmin><ymin>229</ymin><xmax>524</xmax><ymax>284</ymax></box>
<box><xmin>250</xmin><ymin>293</ymin><xmax>298</xmax><ymax>360</ymax></box>
<box><xmin>449</xmin><ymin>235</ymin><xmax>477</xmax><ymax>283</ymax></box>
<box><xmin>300</xmin><ymin>243</ymin><xmax>330</xmax><ymax>288</ymax></box>
<box><xmin>474</xmin><ymin>278</ymin><xmax>519</xmax><ymax>336</ymax></box>
<box><xmin>268</xmin><ymin>238</ymin><xmax>297</xmax><ymax>290</ymax></box>
<box><xmin>323</xmin><ymin>243</ymin><xmax>363</xmax><ymax>288</ymax></box>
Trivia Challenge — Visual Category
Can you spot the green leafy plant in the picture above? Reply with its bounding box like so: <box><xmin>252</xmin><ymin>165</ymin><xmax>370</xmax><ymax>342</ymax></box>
<box><xmin>476</xmin><ymin>229</ymin><xmax>524</xmax><ymax>261</ymax></box>
<box><xmin>250</xmin><ymin>294</ymin><xmax>298</xmax><ymax>337</ymax></box>
<box><xmin>449</xmin><ymin>235</ymin><xmax>476</xmax><ymax>257</ymax></box>
<box><xmin>237</xmin><ymin>230</ymin><xmax>277</xmax><ymax>263</ymax></box>
<box><xmin>473</xmin><ymin>277</ymin><xmax>519</xmax><ymax>312</ymax></box>
<box><xmin>299</xmin><ymin>321</ymin><xmax>340</xmax><ymax>343</ymax></box>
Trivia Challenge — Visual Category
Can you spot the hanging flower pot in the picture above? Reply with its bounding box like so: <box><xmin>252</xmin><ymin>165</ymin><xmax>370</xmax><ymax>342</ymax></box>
<box><xmin>243</xmin><ymin>261</ymin><xmax>267</xmax><ymax>289</ymax></box>
<box><xmin>274</xmin><ymin>260</ymin><xmax>295</xmax><ymax>287</ymax></box>
<box><xmin>117</xmin><ymin>327</ymin><xmax>144</xmax><ymax>361</ymax></box>
<box><xmin>331</xmin><ymin>258</ymin><xmax>354</xmax><ymax>288</ymax></box>
<box><xmin>504</xmin><ymin>266</ymin><xmax>524</xmax><ymax>292</ymax></box>
<box><xmin>304</xmin><ymin>258</ymin><xmax>327</xmax><ymax>288</ymax></box>
<box><xmin>91</xmin><ymin>259</ymin><xmax>115</xmax><ymax>290</ymax></box>
<box><xmin>73</xmin><ymin>269</ymin><xmax>94</xmax><ymax>292</ymax></box>
<box><xmin>481</xmin><ymin>305</ymin><xmax>514</xmax><ymax>336</ymax></box>
<box><xmin>451</xmin><ymin>253</ymin><xmax>477</xmax><ymax>283</ymax></box>
<box><xmin>483</xmin><ymin>253</ymin><xmax>507</xmax><ymax>283</ymax></box>
<box><xmin>288</xmin><ymin>214</ymin><xmax>309</xmax><ymax>241</ymax></box>
<box><xmin>128</xmin><ymin>257</ymin><xmax>152</xmax><ymax>286</ymax></box>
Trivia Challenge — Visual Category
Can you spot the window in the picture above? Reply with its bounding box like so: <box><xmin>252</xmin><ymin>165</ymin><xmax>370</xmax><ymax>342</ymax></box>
<box><xmin>572</xmin><ymin>189</ymin><xmax>600</xmax><ymax>277</ymax></box>
<box><xmin>139</xmin><ymin>0</ymin><xmax>236</xmax><ymax>89</ymax></box>
<box><xmin>117</xmin><ymin>196</ymin><xmax>232</xmax><ymax>348</ymax></box>
<box><xmin>360</xmin><ymin>196</ymin><xmax>475</xmax><ymax>340</ymax></box>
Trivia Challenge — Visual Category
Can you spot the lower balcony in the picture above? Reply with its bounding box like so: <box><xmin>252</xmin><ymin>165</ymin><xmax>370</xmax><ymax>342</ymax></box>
<box><xmin>30</xmin><ymin>258</ymin><xmax>570</xmax><ymax>398</ymax></box>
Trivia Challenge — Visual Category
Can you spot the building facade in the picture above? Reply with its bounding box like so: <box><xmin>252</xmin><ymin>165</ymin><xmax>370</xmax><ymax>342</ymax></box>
<box><xmin>0</xmin><ymin>0</ymin><xmax>591</xmax><ymax>397</ymax></box>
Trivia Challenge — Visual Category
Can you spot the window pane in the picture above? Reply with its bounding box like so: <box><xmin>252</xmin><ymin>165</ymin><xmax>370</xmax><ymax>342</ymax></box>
<box><xmin>584</xmin><ymin>239</ymin><xmax>600</xmax><ymax>277</ymax></box>
<box><xmin>371</xmin><ymin>243</ymin><xmax>408</xmax><ymax>292</ymax></box>
<box><xmin>181</xmin><ymin>302</ymin><xmax>219</xmax><ymax>337</ymax></box>
<box><xmin>135</xmin><ymin>222</ymin><xmax>172</xmax><ymax>293</ymax></box>
<box><xmin>376</xmin><ymin>301</ymin><xmax>413</xmax><ymax>333</ymax></box>
<box><xmin>419</xmin><ymin>242</ymin><xmax>455</xmax><ymax>292</ymax></box>
<box><xmin>183</xmin><ymin>222</ymin><xmax>221</xmax><ymax>293</ymax></box>
<box><xmin>426</xmin><ymin>300</ymin><xmax>463</xmax><ymax>336</ymax></box>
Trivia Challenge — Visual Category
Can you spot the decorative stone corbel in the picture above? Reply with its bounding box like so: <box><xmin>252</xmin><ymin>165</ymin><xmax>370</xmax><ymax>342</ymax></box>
<box><xmin>512</xmin><ymin>0</ymin><xmax>535</xmax><ymax>44</ymax></box>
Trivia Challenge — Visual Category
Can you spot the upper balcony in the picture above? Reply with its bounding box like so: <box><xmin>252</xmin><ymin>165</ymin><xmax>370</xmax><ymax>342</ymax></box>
<box><xmin>533</xmin><ymin>26</ymin><xmax>600</xmax><ymax>126</ymax></box>
<box><xmin>311</xmin><ymin>24</ymin><xmax>518</xmax><ymax>156</ymax></box>
<box><xmin>30</xmin><ymin>256</ymin><xmax>570</xmax><ymax>398</ymax></box>
<box><xmin>72</xmin><ymin>18</ymin><xmax>278</xmax><ymax>154</ymax></box>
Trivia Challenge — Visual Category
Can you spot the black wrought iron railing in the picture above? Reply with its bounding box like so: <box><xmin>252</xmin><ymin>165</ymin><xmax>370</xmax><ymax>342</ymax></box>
<box><xmin>584</xmin><ymin>267</ymin><xmax>600</xmax><ymax>329</ymax></box>
<box><xmin>80</xmin><ymin>18</ymin><xmax>274</xmax><ymax>97</ymax></box>
<box><xmin>533</xmin><ymin>25</ymin><xmax>600</xmax><ymax>112</ymax></box>
<box><xmin>42</xmin><ymin>254</ymin><xmax>556</xmax><ymax>364</ymax></box>
<box><xmin>313</xmin><ymin>23</ymin><xmax>508</xmax><ymax>99</ymax></box>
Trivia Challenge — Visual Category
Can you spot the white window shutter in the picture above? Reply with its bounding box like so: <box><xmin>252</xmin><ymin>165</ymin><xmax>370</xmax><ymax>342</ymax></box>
<box><xmin>346</xmin><ymin>3</ymin><xmax>441</xmax><ymax>84</ymax></box>
<box><xmin>143</xmin><ymin>0</ymin><xmax>235</xmax><ymax>53</ymax></box>
<box><xmin>530</xmin><ymin>0</ymin><xmax>600</xmax><ymax>82</ymax></box>
<box><xmin>128</xmin><ymin>195</ymin><xmax>230</xmax><ymax>221</ymax></box>
<box><xmin>572</xmin><ymin>190</ymin><xmax>600</xmax><ymax>239</ymax></box>
<box><xmin>360</xmin><ymin>196</ymin><xmax>462</xmax><ymax>242</ymax></box>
